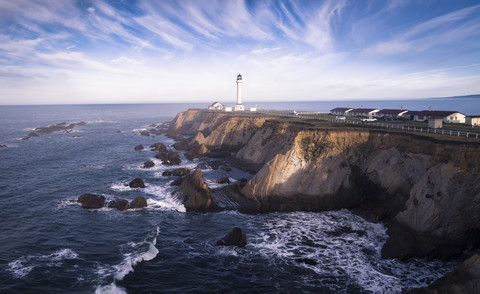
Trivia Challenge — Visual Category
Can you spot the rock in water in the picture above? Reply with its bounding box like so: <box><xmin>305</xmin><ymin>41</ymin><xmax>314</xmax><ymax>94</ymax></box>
<box><xmin>27</xmin><ymin>132</ymin><xmax>39</xmax><ymax>137</ymax></box>
<box><xmin>162</xmin><ymin>168</ymin><xmax>189</xmax><ymax>177</ymax></box>
<box><xmin>129</xmin><ymin>178</ymin><xmax>145</xmax><ymax>188</ymax></box>
<box><xmin>155</xmin><ymin>150</ymin><xmax>181</xmax><ymax>165</ymax></box>
<box><xmin>78</xmin><ymin>193</ymin><xmax>106</xmax><ymax>209</ymax></box>
<box><xmin>174</xmin><ymin>168</ymin><xmax>218</xmax><ymax>212</ymax></box>
<box><xmin>170</xmin><ymin>178</ymin><xmax>183</xmax><ymax>186</ymax></box>
<box><xmin>108</xmin><ymin>199</ymin><xmax>130</xmax><ymax>210</ymax></box>
<box><xmin>216</xmin><ymin>177</ymin><xmax>231</xmax><ymax>184</ymax></box>
<box><xmin>134</xmin><ymin>144</ymin><xmax>144</xmax><ymax>150</ymax></box>
<box><xmin>130</xmin><ymin>196</ymin><xmax>148</xmax><ymax>208</ymax></box>
<box><xmin>142</xmin><ymin>161</ymin><xmax>155</xmax><ymax>169</ymax></box>
<box><xmin>150</xmin><ymin>142</ymin><xmax>167</xmax><ymax>152</ymax></box>
<box><xmin>406</xmin><ymin>253</ymin><xmax>480</xmax><ymax>293</ymax></box>
<box><xmin>172</xmin><ymin>167</ymin><xmax>189</xmax><ymax>176</ymax></box>
<box><xmin>216</xmin><ymin>227</ymin><xmax>247</xmax><ymax>248</ymax></box>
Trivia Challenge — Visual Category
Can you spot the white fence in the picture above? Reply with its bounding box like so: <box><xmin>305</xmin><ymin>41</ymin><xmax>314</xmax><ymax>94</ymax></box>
<box><xmin>258</xmin><ymin>110</ymin><xmax>480</xmax><ymax>140</ymax></box>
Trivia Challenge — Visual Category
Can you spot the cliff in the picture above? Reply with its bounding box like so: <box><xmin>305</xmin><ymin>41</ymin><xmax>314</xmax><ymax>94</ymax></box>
<box><xmin>168</xmin><ymin>109</ymin><xmax>480</xmax><ymax>260</ymax></box>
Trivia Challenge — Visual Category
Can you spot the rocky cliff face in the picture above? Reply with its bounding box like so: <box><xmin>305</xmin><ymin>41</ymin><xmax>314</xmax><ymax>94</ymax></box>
<box><xmin>168</xmin><ymin>110</ymin><xmax>480</xmax><ymax>260</ymax></box>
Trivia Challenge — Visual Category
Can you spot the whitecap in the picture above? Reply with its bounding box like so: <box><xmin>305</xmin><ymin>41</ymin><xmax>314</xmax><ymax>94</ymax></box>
<box><xmin>88</xmin><ymin>119</ymin><xmax>117</xmax><ymax>124</ymax></box>
<box><xmin>95</xmin><ymin>227</ymin><xmax>160</xmax><ymax>293</ymax></box>
<box><xmin>7</xmin><ymin>258</ymin><xmax>34</xmax><ymax>278</ymax></box>
<box><xmin>110</xmin><ymin>182</ymin><xmax>131</xmax><ymax>192</ymax></box>
<box><xmin>144</xmin><ymin>184</ymin><xmax>186</xmax><ymax>212</ymax></box>
<box><xmin>7</xmin><ymin>248</ymin><xmax>79</xmax><ymax>279</ymax></box>
<box><xmin>94</xmin><ymin>283</ymin><xmax>127</xmax><ymax>294</ymax></box>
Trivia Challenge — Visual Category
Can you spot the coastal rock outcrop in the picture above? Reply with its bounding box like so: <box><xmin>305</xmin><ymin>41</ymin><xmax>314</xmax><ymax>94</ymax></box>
<box><xmin>78</xmin><ymin>193</ymin><xmax>106</xmax><ymax>209</ymax></box>
<box><xmin>406</xmin><ymin>253</ymin><xmax>480</xmax><ymax>294</ymax></box>
<box><xmin>168</xmin><ymin>109</ymin><xmax>480</xmax><ymax>262</ymax></box>
<box><xmin>173</xmin><ymin>168</ymin><xmax>218</xmax><ymax>212</ymax></box>
<box><xmin>216</xmin><ymin>227</ymin><xmax>247</xmax><ymax>248</ymax></box>
<box><xmin>134</xmin><ymin>144</ymin><xmax>144</xmax><ymax>150</ymax></box>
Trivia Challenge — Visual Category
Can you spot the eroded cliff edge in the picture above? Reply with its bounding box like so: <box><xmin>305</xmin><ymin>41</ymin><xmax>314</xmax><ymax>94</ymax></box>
<box><xmin>168</xmin><ymin>109</ymin><xmax>480</xmax><ymax>262</ymax></box>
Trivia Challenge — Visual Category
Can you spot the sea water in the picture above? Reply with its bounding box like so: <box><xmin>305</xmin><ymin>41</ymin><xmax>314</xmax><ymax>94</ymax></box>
<box><xmin>0</xmin><ymin>101</ymin><xmax>470</xmax><ymax>293</ymax></box>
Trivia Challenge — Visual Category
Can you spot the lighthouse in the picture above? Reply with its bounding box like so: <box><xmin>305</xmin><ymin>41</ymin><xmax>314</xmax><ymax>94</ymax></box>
<box><xmin>234</xmin><ymin>73</ymin><xmax>244</xmax><ymax>111</ymax></box>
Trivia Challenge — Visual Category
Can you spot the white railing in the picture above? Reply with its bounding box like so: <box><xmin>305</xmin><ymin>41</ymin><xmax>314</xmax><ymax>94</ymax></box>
<box><xmin>257</xmin><ymin>110</ymin><xmax>480</xmax><ymax>139</ymax></box>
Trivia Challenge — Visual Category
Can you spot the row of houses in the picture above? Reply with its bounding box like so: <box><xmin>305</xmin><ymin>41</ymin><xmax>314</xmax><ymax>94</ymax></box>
<box><xmin>330</xmin><ymin>107</ymin><xmax>480</xmax><ymax>126</ymax></box>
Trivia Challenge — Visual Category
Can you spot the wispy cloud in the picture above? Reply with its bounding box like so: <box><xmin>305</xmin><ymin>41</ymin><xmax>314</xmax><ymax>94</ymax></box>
<box><xmin>0</xmin><ymin>0</ymin><xmax>479</xmax><ymax>104</ymax></box>
<box><xmin>363</xmin><ymin>4</ymin><xmax>480</xmax><ymax>56</ymax></box>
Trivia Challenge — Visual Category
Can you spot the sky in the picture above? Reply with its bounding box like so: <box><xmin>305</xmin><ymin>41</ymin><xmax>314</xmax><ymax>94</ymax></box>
<box><xmin>0</xmin><ymin>0</ymin><xmax>480</xmax><ymax>105</ymax></box>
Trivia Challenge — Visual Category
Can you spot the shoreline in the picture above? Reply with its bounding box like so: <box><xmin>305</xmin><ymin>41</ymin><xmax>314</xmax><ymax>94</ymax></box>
<box><xmin>166</xmin><ymin>108</ymin><xmax>480</xmax><ymax>292</ymax></box>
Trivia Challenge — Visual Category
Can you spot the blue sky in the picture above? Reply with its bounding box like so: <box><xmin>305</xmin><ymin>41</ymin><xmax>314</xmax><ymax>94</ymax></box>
<box><xmin>0</xmin><ymin>0</ymin><xmax>479</xmax><ymax>105</ymax></box>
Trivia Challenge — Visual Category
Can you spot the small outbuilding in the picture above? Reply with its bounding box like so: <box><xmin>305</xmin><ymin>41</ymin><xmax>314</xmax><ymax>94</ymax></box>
<box><xmin>409</xmin><ymin>110</ymin><xmax>465</xmax><ymax>123</ymax></box>
<box><xmin>428</xmin><ymin>117</ymin><xmax>443</xmax><ymax>129</ymax></box>
<box><xmin>466</xmin><ymin>115</ymin><xmax>480</xmax><ymax>126</ymax></box>
<box><xmin>208</xmin><ymin>102</ymin><xmax>225</xmax><ymax>111</ymax></box>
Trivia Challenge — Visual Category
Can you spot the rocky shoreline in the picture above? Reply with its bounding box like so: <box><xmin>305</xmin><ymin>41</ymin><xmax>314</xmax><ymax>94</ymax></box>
<box><xmin>166</xmin><ymin>109</ymin><xmax>480</xmax><ymax>292</ymax></box>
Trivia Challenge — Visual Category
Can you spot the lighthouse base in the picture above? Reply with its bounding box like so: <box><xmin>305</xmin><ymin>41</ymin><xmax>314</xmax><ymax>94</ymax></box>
<box><xmin>234</xmin><ymin>104</ymin><xmax>244</xmax><ymax>111</ymax></box>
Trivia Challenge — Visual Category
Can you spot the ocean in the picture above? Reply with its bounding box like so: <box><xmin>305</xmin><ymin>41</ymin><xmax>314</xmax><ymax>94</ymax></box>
<box><xmin>0</xmin><ymin>100</ymin><xmax>472</xmax><ymax>293</ymax></box>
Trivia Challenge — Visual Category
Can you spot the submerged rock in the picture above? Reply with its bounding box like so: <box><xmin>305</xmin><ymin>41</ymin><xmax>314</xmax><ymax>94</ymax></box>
<box><xmin>129</xmin><ymin>178</ymin><xmax>145</xmax><ymax>188</ymax></box>
<box><xmin>134</xmin><ymin>144</ymin><xmax>144</xmax><ymax>150</ymax></box>
<box><xmin>78</xmin><ymin>193</ymin><xmax>106</xmax><ymax>209</ymax></box>
<box><xmin>130</xmin><ymin>196</ymin><xmax>148</xmax><ymax>208</ymax></box>
<box><xmin>216</xmin><ymin>227</ymin><xmax>247</xmax><ymax>248</ymax></box>
<box><xmin>295</xmin><ymin>258</ymin><xmax>318</xmax><ymax>266</ymax></box>
<box><xmin>139</xmin><ymin>130</ymin><xmax>150</xmax><ymax>136</ymax></box>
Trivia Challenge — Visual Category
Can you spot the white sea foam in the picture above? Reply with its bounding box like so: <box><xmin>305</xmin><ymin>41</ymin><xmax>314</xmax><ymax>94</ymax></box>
<box><xmin>94</xmin><ymin>283</ymin><xmax>127</xmax><ymax>294</ymax></box>
<box><xmin>144</xmin><ymin>184</ymin><xmax>186</xmax><ymax>212</ymax></box>
<box><xmin>88</xmin><ymin>119</ymin><xmax>117</xmax><ymax>124</ymax></box>
<box><xmin>250</xmin><ymin>210</ymin><xmax>457</xmax><ymax>293</ymax></box>
<box><xmin>8</xmin><ymin>248</ymin><xmax>79</xmax><ymax>279</ymax></box>
<box><xmin>110</xmin><ymin>182</ymin><xmax>131</xmax><ymax>192</ymax></box>
<box><xmin>95</xmin><ymin>227</ymin><xmax>160</xmax><ymax>293</ymax></box>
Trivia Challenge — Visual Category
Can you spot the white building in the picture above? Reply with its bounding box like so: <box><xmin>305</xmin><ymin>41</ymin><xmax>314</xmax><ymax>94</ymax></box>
<box><xmin>234</xmin><ymin>74</ymin><xmax>245</xmax><ymax>111</ymax></box>
<box><xmin>409</xmin><ymin>110</ymin><xmax>465</xmax><ymax>123</ymax></box>
<box><xmin>208</xmin><ymin>102</ymin><xmax>225</xmax><ymax>110</ymax></box>
<box><xmin>466</xmin><ymin>115</ymin><xmax>480</xmax><ymax>126</ymax></box>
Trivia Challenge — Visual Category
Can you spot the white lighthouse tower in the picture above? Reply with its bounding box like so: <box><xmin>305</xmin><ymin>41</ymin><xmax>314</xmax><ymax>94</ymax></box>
<box><xmin>234</xmin><ymin>73</ymin><xmax>244</xmax><ymax>111</ymax></box>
